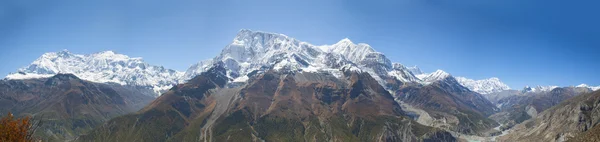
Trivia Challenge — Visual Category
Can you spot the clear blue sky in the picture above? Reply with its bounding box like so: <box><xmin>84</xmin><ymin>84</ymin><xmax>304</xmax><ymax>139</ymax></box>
<box><xmin>1</xmin><ymin>0</ymin><xmax>599</xmax><ymax>88</ymax></box>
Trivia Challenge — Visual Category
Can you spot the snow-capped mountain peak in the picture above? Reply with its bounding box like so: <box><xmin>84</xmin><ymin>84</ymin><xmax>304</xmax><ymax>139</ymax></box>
<box><xmin>6</xmin><ymin>50</ymin><xmax>184</xmax><ymax>97</ymax></box>
<box><xmin>407</xmin><ymin>65</ymin><xmax>423</xmax><ymax>75</ymax></box>
<box><xmin>328</xmin><ymin>39</ymin><xmax>376</xmax><ymax>63</ymax></box>
<box><xmin>388</xmin><ymin>63</ymin><xmax>421</xmax><ymax>82</ymax></box>
<box><xmin>224</xmin><ymin>29</ymin><xmax>308</xmax><ymax>63</ymax></box>
<box><xmin>91</xmin><ymin>50</ymin><xmax>136</xmax><ymax>61</ymax></box>
<box><xmin>455</xmin><ymin>77</ymin><xmax>510</xmax><ymax>94</ymax></box>
<box><xmin>336</xmin><ymin>38</ymin><xmax>354</xmax><ymax>46</ymax></box>
<box><xmin>185</xmin><ymin>30</ymin><xmax>513</xmax><ymax>95</ymax></box>
<box><xmin>576</xmin><ymin>84</ymin><xmax>600</xmax><ymax>91</ymax></box>
<box><xmin>418</xmin><ymin>70</ymin><xmax>451</xmax><ymax>82</ymax></box>
<box><xmin>577</xmin><ymin>84</ymin><xmax>589</xmax><ymax>88</ymax></box>
<box><xmin>7</xmin><ymin>29</ymin><xmax>596</xmax><ymax>99</ymax></box>
<box><xmin>184</xmin><ymin>59</ymin><xmax>214</xmax><ymax>80</ymax></box>
<box><xmin>213</xmin><ymin>29</ymin><xmax>325</xmax><ymax>80</ymax></box>
<box><xmin>315</xmin><ymin>38</ymin><xmax>355</xmax><ymax>52</ymax></box>
<box><xmin>184</xmin><ymin>29</ymin><xmax>419</xmax><ymax>86</ymax></box>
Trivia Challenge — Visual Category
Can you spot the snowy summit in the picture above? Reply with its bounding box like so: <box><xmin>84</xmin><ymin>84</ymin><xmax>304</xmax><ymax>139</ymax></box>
<box><xmin>455</xmin><ymin>77</ymin><xmax>511</xmax><ymax>94</ymax></box>
<box><xmin>183</xmin><ymin>29</ymin><xmax>421</xmax><ymax>86</ymax></box>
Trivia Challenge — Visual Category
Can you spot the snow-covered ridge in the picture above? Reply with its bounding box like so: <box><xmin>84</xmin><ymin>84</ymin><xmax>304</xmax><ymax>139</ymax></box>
<box><xmin>184</xmin><ymin>29</ymin><xmax>513</xmax><ymax>92</ymax></box>
<box><xmin>417</xmin><ymin>70</ymin><xmax>451</xmax><ymax>82</ymax></box>
<box><xmin>455</xmin><ymin>77</ymin><xmax>511</xmax><ymax>94</ymax></box>
<box><xmin>407</xmin><ymin>66</ymin><xmax>423</xmax><ymax>75</ymax></box>
<box><xmin>184</xmin><ymin>29</ymin><xmax>420</xmax><ymax>85</ymax></box>
<box><xmin>9</xmin><ymin>29</ymin><xmax>595</xmax><ymax>97</ymax></box>
<box><xmin>576</xmin><ymin>84</ymin><xmax>600</xmax><ymax>91</ymax></box>
<box><xmin>407</xmin><ymin>66</ymin><xmax>511</xmax><ymax>94</ymax></box>
<box><xmin>5</xmin><ymin>50</ymin><xmax>184</xmax><ymax>97</ymax></box>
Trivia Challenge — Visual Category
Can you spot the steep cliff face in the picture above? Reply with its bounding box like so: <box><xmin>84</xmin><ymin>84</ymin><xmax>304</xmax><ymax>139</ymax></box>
<box><xmin>498</xmin><ymin>90</ymin><xmax>600</xmax><ymax>142</ymax></box>
<box><xmin>80</xmin><ymin>65</ymin><xmax>456</xmax><ymax>142</ymax></box>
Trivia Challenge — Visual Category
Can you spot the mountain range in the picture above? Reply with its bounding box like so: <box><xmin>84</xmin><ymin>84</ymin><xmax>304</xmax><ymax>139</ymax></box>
<box><xmin>6</xmin><ymin>30</ymin><xmax>599</xmax><ymax>97</ymax></box>
<box><xmin>2</xmin><ymin>29</ymin><xmax>600</xmax><ymax>142</ymax></box>
<box><xmin>5</xmin><ymin>50</ymin><xmax>184</xmax><ymax>97</ymax></box>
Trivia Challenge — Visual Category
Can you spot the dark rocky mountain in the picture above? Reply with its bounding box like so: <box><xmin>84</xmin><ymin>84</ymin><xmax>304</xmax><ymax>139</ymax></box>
<box><xmin>483</xmin><ymin>89</ymin><xmax>522</xmax><ymax>104</ymax></box>
<box><xmin>0</xmin><ymin>74</ymin><xmax>155</xmax><ymax>141</ymax></box>
<box><xmin>79</xmin><ymin>64</ymin><xmax>456</xmax><ymax>142</ymax></box>
<box><xmin>498</xmin><ymin>90</ymin><xmax>600</xmax><ymax>142</ymax></box>
<box><xmin>489</xmin><ymin>87</ymin><xmax>592</xmax><ymax>130</ymax></box>
<box><xmin>391</xmin><ymin>76</ymin><xmax>500</xmax><ymax>136</ymax></box>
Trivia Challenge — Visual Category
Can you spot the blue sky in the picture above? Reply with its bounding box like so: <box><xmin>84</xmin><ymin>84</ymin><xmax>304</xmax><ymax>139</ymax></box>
<box><xmin>1</xmin><ymin>0</ymin><xmax>599</xmax><ymax>88</ymax></box>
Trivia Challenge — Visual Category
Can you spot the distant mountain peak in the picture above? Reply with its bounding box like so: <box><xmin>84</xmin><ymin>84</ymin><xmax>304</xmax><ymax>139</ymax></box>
<box><xmin>42</xmin><ymin>49</ymin><xmax>77</xmax><ymax>59</ymax></box>
<box><xmin>522</xmin><ymin>85</ymin><xmax>559</xmax><ymax>93</ymax></box>
<box><xmin>517</xmin><ymin>84</ymin><xmax>600</xmax><ymax>93</ymax></box>
<box><xmin>406</xmin><ymin>65</ymin><xmax>423</xmax><ymax>75</ymax></box>
<box><xmin>58</xmin><ymin>49</ymin><xmax>72</xmax><ymax>54</ymax></box>
<box><xmin>488</xmin><ymin>77</ymin><xmax>500</xmax><ymax>81</ymax></box>
<box><xmin>455</xmin><ymin>77</ymin><xmax>510</xmax><ymax>94</ymax></box>
<box><xmin>90</xmin><ymin>50</ymin><xmax>140</xmax><ymax>61</ymax></box>
<box><xmin>93</xmin><ymin>50</ymin><xmax>117</xmax><ymax>57</ymax></box>
<box><xmin>234</xmin><ymin>29</ymin><xmax>292</xmax><ymax>43</ymax></box>
<box><xmin>336</xmin><ymin>38</ymin><xmax>354</xmax><ymax>45</ymax></box>
<box><xmin>433</xmin><ymin>69</ymin><xmax>450</xmax><ymax>76</ymax></box>
<box><xmin>98</xmin><ymin>50</ymin><xmax>115</xmax><ymax>54</ymax></box>
<box><xmin>419</xmin><ymin>70</ymin><xmax>451</xmax><ymax>82</ymax></box>
<box><xmin>576</xmin><ymin>84</ymin><xmax>600</xmax><ymax>91</ymax></box>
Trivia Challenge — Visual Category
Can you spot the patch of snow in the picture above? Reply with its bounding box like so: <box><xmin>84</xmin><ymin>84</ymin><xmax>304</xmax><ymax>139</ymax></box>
<box><xmin>577</xmin><ymin>84</ymin><xmax>589</xmax><ymax>88</ymax></box>
<box><xmin>152</xmin><ymin>85</ymin><xmax>174</xmax><ymax>95</ymax></box>
<box><xmin>302</xmin><ymin>66</ymin><xmax>320</xmax><ymax>72</ymax></box>
<box><xmin>496</xmin><ymin>102</ymin><xmax>504</xmax><ymax>109</ymax></box>
<box><xmin>415</xmin><ymin>74</ymin><xmax>428</xmax><ymax>80</ymax></box>
<box><xmin>315</xmin><ymin>45</ymin><xmax>331</xmax><ymax>52</ymax></box>
<box><xmin>5</xmin><ymin>73</ymin><xmax>54</xmax><ymax>80</ymax></box>
<box><xmin>232</xmin><ymin>76</ymin><xmax>249</xmax><ymax>82</ymax></box>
